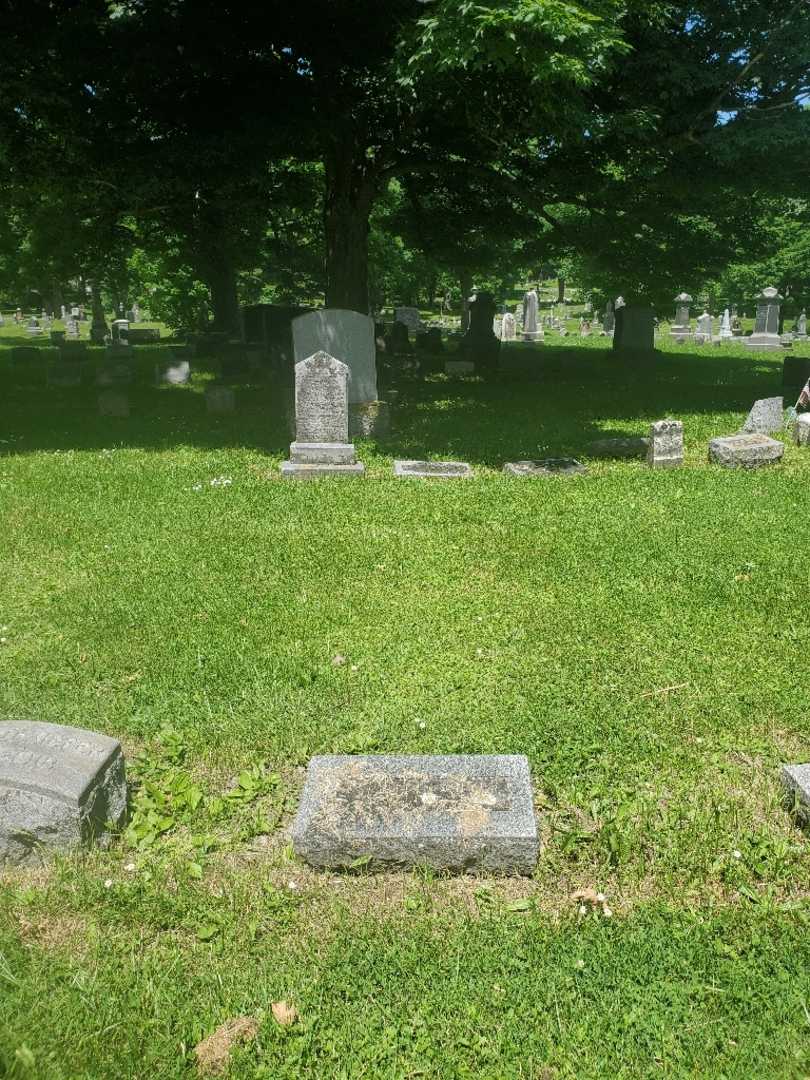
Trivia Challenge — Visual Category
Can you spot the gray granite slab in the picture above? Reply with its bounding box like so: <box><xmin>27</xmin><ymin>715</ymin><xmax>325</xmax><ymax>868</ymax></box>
<box><xmin>393</xmin><ymin>460</ymin><xmax>472</xmax><ymax>479</ymax></box>
<box><xmin>0</xmin><ymin>721</ymin><xmax>127</xmax><ymax>867</ymax></box>
<box><xmin>742</xmin><ymin>397</ymin><xmax>784</xmax><ymax>435</ymax></box>
<box><xmin>503</xmin><ymin>458</ymin><xmax>586</xmax><ymax>477</ymax></box>
<box><xmin>291</xmin><ymin>754</ymin><xmax>539</xmax><ymax>874</ymax></box>
<box><xmin>794</xmin><ymin>414</ymin><xmax>810</xmax><ymax>446</ymax></box>
<box><xmin>587</xmin><ymin>436</ymin><xmax>650</xmax><ymax>458</ymax></box>
<box><xmin>781</xmin><ymin>764</ymin><xmax>810</xmax><ymax>825</ymax></box>
<box><xmin>708</xmin><ymin>433</ymin><xmax>784</xmax><ymax>468</ymax></box>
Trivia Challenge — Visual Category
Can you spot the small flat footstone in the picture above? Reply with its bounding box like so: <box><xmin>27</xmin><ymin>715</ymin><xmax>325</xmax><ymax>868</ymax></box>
<box><xmin>0</xmin><ymin>721</ymin><xmax>127</xmax><ymax>867</ymax></box>
<box><xmin>781</xmin><ymin>764</ymin><xmax>810</xmax><ymax>825</ymax></box>
<box><xmin>394</xmin><ymin>459</ymin><xmax>472</xmax><ymax>479</ymax></box>
<box><xmin>587</xmin><ymin>436</ymin><xmax>649</xmax><ymax>458</ymax></box>
<box><xmin>291</xmin><ymin>755</ymin><xmax>539</xmax><ymax>874</ymax></box>
<box><xmin>708</xmin><ymin>433</ymin><xmax>784</xmax><ymax>468</ymax></box>
<box><xmin>503</xmin><ymin>458</ymin><xmax>586</xmax><ymax>477</ymax></box>
<box><xmin>794</xmin><ymin>413</ymin><xmax>810</xmax><ymax>446</ymax></box>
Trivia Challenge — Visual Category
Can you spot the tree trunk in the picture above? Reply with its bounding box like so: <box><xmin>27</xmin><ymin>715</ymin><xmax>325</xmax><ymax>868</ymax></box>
<box><xmin>557</xmin><ymin>278</ymin><xmax>565</xmax><ymax>303</ymax></box>
<box><xmin>324</xmin><ymin>137</ymin><xmax>376</xmax><ymax>313</ymax></box>
<box><xmin>207</xmin><ymin>255</ymin><xmax>240</xmax><ymax>336</ymax></box>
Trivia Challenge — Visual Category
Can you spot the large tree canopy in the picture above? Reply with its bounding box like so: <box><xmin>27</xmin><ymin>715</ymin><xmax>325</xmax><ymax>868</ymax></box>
<box><xmin>1</xmin><ymin>0</ymin><xmax>808</xmax><ymax>324</ymax></box>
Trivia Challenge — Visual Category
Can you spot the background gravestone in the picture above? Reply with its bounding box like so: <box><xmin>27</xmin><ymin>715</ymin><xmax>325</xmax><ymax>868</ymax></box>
<box><xmin>647</xmin><ymin>419</ymin><xmax>683</xmax><ymax>468</ymax></box>
<box><xmin>613</xmin><ymin>305</ymin><xmax>655</xmax><ymax>355</ymax></box>
<box><xmin>292</xmin><ymin>309</ymin><xmax>377</xmax><ymax>404</ymax></box>
<box><xmin>0</xmin><ymin>720</ymin><xmax>127</xmax><ymax>866</ymax></box>
<box><xmin>741</xmin><ymin>397</ymin><xmax>783</xmax><ymax>435</ymax></box>
<box><xmin>745</xmin><ymin>286</ymin><xmax>783</xmax><ymax>351</ymax></box>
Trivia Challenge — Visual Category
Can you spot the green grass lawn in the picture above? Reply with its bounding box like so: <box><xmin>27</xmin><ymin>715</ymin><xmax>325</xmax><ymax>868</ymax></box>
<box><xmin>1</xmin><ymin>333</ymin><xmax>809</xmax><ymax>1078</ymax></box>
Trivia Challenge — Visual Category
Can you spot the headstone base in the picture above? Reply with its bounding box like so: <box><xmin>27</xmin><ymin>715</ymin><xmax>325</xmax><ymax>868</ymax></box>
<box><xmin>744</xmin><ymin>335</ymin><xmax>783</xmax><ymax>351</ymax></box>
<box><xmin>290</xmin><ymin>441</ymin><xmax>357</xmax><ymax>465</ymax></box>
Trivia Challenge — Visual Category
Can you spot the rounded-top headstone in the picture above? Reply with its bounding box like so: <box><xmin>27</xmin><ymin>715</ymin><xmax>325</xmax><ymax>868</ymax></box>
<box><xmin>0</xmin><ymin>720</ymin><xmax>127</xmax><ymax>866</ymax></box>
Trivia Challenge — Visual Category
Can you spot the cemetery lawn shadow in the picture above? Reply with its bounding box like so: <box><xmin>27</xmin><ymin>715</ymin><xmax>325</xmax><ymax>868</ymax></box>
<box><xmin>0</xmin><ymin>339</ymin><xmax>793</xmax><ymax>465</ymax></box>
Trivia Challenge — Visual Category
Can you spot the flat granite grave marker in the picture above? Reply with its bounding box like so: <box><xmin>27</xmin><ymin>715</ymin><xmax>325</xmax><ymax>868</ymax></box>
<box><xmin>0</xmin><ymin>720</ymin><xmax>127</xmax><ymax>866</ymax></box>
<box><xmin>503</xmin><ymin>458</ymin><xmax>586</xmax><ymax>477</ymax></box>
<box><xmin>781</xmin><ymin>764</ymin><xmax>810</xmax><ymax>825</ymax></box>
<box><xmin>291</xmin><ymin>755</ymin><xmax>539</xmax><ymax>874</ymax></box>
<box><xmin>742</xmin><ymin>397</ymin><xmax>784</xmax><ymax>435</ymax></box>
<box><xmin>708</xmin><ymin>433</ymin><xmax>784</xmax><ymax>468</ymax></box>
<box><xmin>647</xmin><ymin>419</ymin><xmax>683</xmax><ymax>469</ymax></box>
<box><xmin>444</xmin><ymin>359</ymin><xmax>476</xmax><ymax>375</ymax></box>
<box><xmin>393</xmin><ymin>459</ymin><xmax>472</xmax><ymax>479</ymax></box>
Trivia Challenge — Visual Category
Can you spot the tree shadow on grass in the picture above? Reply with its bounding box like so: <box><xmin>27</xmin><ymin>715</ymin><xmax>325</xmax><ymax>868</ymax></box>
<box><xmin>0</xmin><ymin>342</ymin><xmax>787</xmax><ymax>466</ymax></box>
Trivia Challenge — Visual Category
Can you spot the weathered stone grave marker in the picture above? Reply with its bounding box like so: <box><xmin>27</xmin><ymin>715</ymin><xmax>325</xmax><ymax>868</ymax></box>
<box><xmin>393</xmin><ymin>459</ymin><xmax>472</xmax><ymax>479</ymax></box>
<box><xmin>155</xmin><ymin>359</ymin><xmax>191</xmax><ymax>385</ymax></box>
<box><xmin>708</xmin><ymin>433</ymin><xmax>784</xmax><ymax>468</ymax></box>
<box><xmin>291</xmin><ymin>754</ymin><xmax>539</xmax><ymax>874</ymax></box>
<box><xmin>587</xmin><ymin>436</ymin><xmax>649</xmax><ymax>458</ymax></box>
<box><xmin>647</xmin><ymin>419</ymin><xmax>684</xmax><ymax>469</ymax></box>
<box><xmin>0</xmin><ymin>720</ymin><xmax>127</xmax><ymax>866</ymax></box>
<box><xmin>781</xmin><ymin>764</ymin><xmax>810</xmax><ymax>825</ymax></box>
<box><xmin>502</xmin><ymin>458</ymin><xmax>586</xmax><ymax>477</ymax></box>
<box><xmin>794</xmin><ymin>413</ymin><xmax>810</xmax><ymax>446</ymax></box>
<box><xmin>741</xmin><ymin>396</ymin><xmax>784</xmax><ymax>435</ymax></box>
<box><xmin>281</xmin><ymin>351</ymin><xmax>364</xmax><ymax>478</ymax></box>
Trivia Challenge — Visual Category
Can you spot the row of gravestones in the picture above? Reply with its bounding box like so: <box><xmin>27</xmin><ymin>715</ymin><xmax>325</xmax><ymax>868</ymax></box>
<box><xmin>282</xmin><ymin>353</ymin><xmax>806</xmax><ymax>477</ymax></box>
<box><xmin>671</xmin><ymin>289</ymin><xmax>807</xmax><ymax>350</ymax></box>
<box><xmin>2</xmin><ymin>718</ymin><xmax>807</xmax><ymax>873</ymax></box>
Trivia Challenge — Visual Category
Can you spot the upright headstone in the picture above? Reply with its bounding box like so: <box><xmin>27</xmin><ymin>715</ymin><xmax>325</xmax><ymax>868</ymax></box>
<box><xmin>613</xmin><ymin>305</ymin><xmax>655</xmax><ymax>355</ymax></box>
<box><xmin>281</xmin><ymin>351</ymin><xmax>364</xmax><ymax>478</ymax></box>
<box><xmin>695</xmin><ymin>311</ymin><xmax>713</xmax><ymax>343</ymax></box>
<box><xmin>795</xmin><ymin>310</ymin><xmax>807</xmax><ymax>340</ymax></box>
<box><xmin>459</xmin><ymin>291</ymin><xmax>500</xmax><ymax>368</ymax></box>
<box><xmin>387</xmin><ymin>321</ymin><xmax>412</xmax><ymax>355</ymax></box>
<box><xmin>521</xmin><ymin>289</ymin><xmax>542</xmax><ymax>341</ymax></box>
<box><xmin>393</xmin><ymin>307</ymin><xmax>423</xmax><ymax>334</ymax></box>
<box><xmin>111</xmin><ymin>318</ymin><xmax>129</xmax><ymax>346</ymax></box>
<box><xmin>155</xmin><ymin>359</ymin><xmax>191</xmax><ymax>385</ymax></box>
<box><xmin>602</xmin><ymin>300</ymin><xmax>615</xmax><ymax>335</ymax></box>
<box><xmin>741</xmin><ymin>396</ymin><xmax>784</xmax><ymax>435</ymax></box>
<box><xmin>719</xmin><ymin>308</ymin><xmax>733</xmax><ymax>340</ymax></box>
<box><xmin>745</xmin><ymin>286</ymin><xmax>783</xmax><ymax>351</ymax></box>
<box><xmin>66</xmin><ymin>319</ymin><xmax>80</xmax><ymax>338</ymax></box>
<box><xmin>0</xmin><ymin>720</ymin><xmax>127</xmax><ymax>867</ymax></box>
<box><xmin>647</xmin><ymin>419</ymin><xmax>684</xmax><ymax>468</ymax></box>
<box><xmin>292</xmin><ymin>309</ymin><xmax>377</xmax><ymax>404</ymax></box>
<box><xmin>671</xmin><ymin>292</ymin><xmax>693</xmax><ymax>340</ymax></box>
<box><xmin>501</xmin><ymin>312</ymin><xmax>517</xmax><ymax>341</ymax></box>
<box><xmin>781</xmin><ymin>764</ymin><xmax>810</xmax><ymax>825</ymax></box>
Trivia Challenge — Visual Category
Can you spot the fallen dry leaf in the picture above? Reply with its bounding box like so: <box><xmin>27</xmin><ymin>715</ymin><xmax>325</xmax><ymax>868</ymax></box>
<box><xmin>271</xmin><ymin>1000</ymin><xmax>298</xmax><ymax>1026</ymax></box>
<box><xmin>571</xmin><ymin>888</ymin><xmax>599</xmax><ymax>904</ymax></box>
<box><xmin>194</xmin><ymin>1016</ymin><xmax>259</xmax><ymax>1076</ymax></box>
